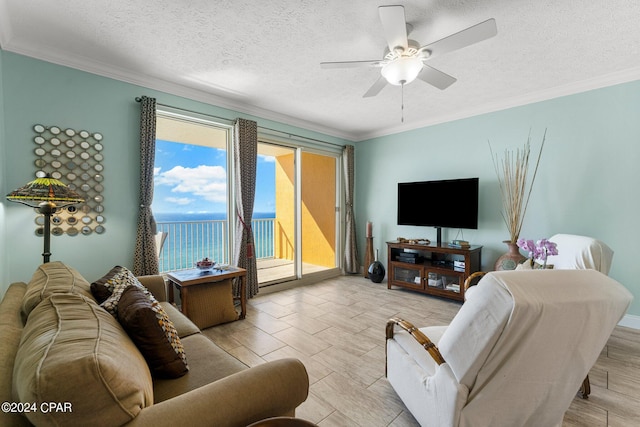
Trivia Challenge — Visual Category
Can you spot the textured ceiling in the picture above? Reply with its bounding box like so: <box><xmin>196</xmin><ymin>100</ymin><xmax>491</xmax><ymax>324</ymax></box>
<box><xmin>1</xmin><ymin>0</ymin><xmax>640</xmax><ymax>141</ymax></box>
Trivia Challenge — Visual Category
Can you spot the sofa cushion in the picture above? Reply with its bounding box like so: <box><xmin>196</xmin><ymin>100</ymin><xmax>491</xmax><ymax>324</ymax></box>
<box><xmin>119</xmin><ymin>285</ymin><xmax>189</xmax><ymax>378</ymax></box>
<box><xmin>0</xmin><ymin>283</ymin><xmax>30</xmax><ymax>427</ymax></box>
<box><xmin>153</xmin><ymin>333</ymin><xmax>248</xmax><ymax>403</ymax></box>
<box><xmin>22</xmin><ymin>261</ymin><xmax>93</xmax><ymax>319</ymax></box>
<box><xmin>12</xmin><ymin>293</ymin><xmax>153</xmax><ymax>427</ymax></box>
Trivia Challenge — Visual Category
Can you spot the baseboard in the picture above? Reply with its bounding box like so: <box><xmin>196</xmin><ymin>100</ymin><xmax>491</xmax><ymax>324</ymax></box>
<box><xmin>618</xmin><ymin>314</ymin><xmax>640</xmax><ymax>330</ymax></box>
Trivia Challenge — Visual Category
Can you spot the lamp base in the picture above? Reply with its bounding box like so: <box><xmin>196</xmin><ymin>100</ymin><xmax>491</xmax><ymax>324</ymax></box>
<box><xmin>38</xmin><ymin>201</ymin><xmax>57</xmax><ymax>264</ymax></box>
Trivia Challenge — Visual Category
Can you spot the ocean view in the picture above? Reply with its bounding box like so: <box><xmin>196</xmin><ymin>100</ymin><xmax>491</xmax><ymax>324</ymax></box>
<box><xmin>154</xmin><ymin>212</ymin><xmax>276</xmax><ymax>272</ymax></box>
<box><xmin>154</xmin><ymin>211</ymin><xmax>276</xmax><ymax>222</ymax></box>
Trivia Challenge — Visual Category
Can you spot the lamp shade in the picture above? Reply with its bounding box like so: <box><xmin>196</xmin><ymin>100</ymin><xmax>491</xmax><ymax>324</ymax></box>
<box><xmin>381</xmin><ymin>56</ymin><xmax>424</xmax><ymax>86</ymax></box>
<box><xmin>6</xmin><ymin>174</ymin><xmax>85</xmax><ymax>264</ymax></box>
<box><xmin>6</xmin><ymin>175</ymin><xmax>84</xmax><ymax>208</ymax></box>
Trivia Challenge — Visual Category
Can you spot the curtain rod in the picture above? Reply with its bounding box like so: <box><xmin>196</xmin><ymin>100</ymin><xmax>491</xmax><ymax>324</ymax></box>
<box><xmin>135</xmin><ymin>97</ymin><xmax>231</xmax><ymax>123</ymax></box>
<box><xmin>258</xmin><ymin>127</ymin><xmax>345</xmax><ymax>149</ymax></box>
<box><xmin>135</xmin><ymin>96</ymin><xmax>346</xmax><ymax>150</ymax></box>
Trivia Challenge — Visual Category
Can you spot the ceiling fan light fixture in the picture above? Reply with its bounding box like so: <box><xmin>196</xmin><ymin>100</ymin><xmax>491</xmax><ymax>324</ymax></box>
<box><xmin>381</xmin><ymin>56</ymin><xmax>423</xmax><ymax>85</ymax></box>
<box><xmin>418</xmin><ymin>47</ymin><xmax>432</xmax><ymax>59</ymax></box>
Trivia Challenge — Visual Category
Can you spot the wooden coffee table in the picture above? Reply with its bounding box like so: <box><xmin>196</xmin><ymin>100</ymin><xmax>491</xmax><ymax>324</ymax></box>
<box><xmin>166</xmin><ymin>267</ymin><xmax>247</xmax><ymax>328</ymax></box>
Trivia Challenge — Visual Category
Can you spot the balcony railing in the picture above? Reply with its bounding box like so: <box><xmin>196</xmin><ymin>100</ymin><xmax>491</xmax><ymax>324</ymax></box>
<box><xmin>156</xmin><ymin>218</ymin><xmax>275</xmax><ymax>273</ymax></box>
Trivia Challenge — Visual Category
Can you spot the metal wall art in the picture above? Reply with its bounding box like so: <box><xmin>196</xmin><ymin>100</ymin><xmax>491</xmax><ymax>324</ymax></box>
<box><xmin>32</xmin><ymin>124</ymin><xmax>105</xmax><ymax>236</ymax></box>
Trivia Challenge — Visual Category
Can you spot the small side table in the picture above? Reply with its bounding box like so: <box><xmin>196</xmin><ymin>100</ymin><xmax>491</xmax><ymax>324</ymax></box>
<box><xmin>166</xmin><ymin>267</ymin><xmax>247</xmax><ymax>329</ymax></box>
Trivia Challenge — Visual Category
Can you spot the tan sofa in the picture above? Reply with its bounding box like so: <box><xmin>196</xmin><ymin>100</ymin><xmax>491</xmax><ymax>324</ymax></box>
<box><xmin>0</xmin><ymin>262</ymin><xmax>309</xmax><ymax>427</ymax></box>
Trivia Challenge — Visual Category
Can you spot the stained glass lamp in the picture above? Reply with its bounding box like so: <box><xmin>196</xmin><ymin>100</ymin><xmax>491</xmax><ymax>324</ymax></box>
<box><xmin>6</xmin><ymin>174</ymin><xmax>84</xmax><ymax>263</ymax></box>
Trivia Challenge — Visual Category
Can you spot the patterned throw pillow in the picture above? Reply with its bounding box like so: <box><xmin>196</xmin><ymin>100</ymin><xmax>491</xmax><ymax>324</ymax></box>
<box><xmin>92</xmin><ymin>266</ymin><xmax>188</xmax><ymax>378</ymax></box>
<box><xmin>90</xmin><ymin>265</ymin><xmax>127</xmax><ymax>304</ymax></box>
<box><xmin>98</xmin><ymin>267</ymin><xmax>143</xmax><ymax>317</ymax></box>
<box><xmin>118</xmin><ymin>285</ymin><xmax>189</xmax><ymax>378</ymax></box>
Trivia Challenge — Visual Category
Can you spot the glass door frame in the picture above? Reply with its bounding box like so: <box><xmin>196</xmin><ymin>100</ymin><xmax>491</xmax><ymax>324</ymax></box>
<box><xmin>258</xmin><ymin>133</ymin><xmax>343</xmax><ymax>286</ymax></box>
<box><xmin>256</xmin><ymin>140</ymin><xmax>298</xmax><ymax>285</ymax></box>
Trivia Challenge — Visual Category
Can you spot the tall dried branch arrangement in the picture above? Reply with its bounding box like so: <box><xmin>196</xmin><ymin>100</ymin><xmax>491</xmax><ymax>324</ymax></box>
<box><xmin>489</xmin><ymin>129</ymin><xmax>546</xmax><ymax>243</ymax></box>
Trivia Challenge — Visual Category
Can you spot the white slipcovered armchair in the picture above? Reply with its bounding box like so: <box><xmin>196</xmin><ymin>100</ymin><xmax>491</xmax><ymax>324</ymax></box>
<box><xmin>464</xmin><ymin>234</ymin><xmax>614</xmax><ymax>296</ymax></box>
<box><xmin>386</xmin><ymin>270</ymin><xmax>632</xmax><ymax>427</ymax></box>
<box><xmin>546</xmin><ymin>233</ymin><xmax>615</xmax><ymax>397</ymax></box>
<box><xmin>463</xmin><ymin>233</ymin><xmax>615</xmax><ymax>397</ymax></box>
<box><xmin>546</xmin><ymin>233</ymin><xmax>614</xmax><ymax>273</ymax></box>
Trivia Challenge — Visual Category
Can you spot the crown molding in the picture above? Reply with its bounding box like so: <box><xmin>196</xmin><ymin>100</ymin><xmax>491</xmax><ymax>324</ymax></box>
<box><xmin>354</xmin><ymin>67</ymin><xmax>640</xmax><ymax>141</ymax></box>
<box><xmin>3</xmin><ymin>36</ymin><xmax>640</xmax><ymax>143</ymax></box>
<box><xmin>0</xmin><ymin>1</ymin><xmax>12</xmax><ymax>50</ymax></box>
<box><xmin>1</xmin><ymin>40</ymin><xmax>356</xmax><ymax>143</ymax></box>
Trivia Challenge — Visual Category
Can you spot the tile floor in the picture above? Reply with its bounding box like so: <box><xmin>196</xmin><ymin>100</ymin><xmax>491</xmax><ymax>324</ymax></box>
<box><xmin>201</xmin><ymin>275</ymin><xmax>640</xmax><ymax>426</ymax></box>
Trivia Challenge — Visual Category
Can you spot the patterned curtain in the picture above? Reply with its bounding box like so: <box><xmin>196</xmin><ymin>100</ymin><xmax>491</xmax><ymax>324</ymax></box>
<box><xmin>344</xmin><ymin>145</ymin><xmax>360</xmax><ymax>273</ymax></box>
<box><xmin>233</xmin><ymin>118</ymin><xmax>259</xmax><ymax>298</ymax></box>
<box><xmin>133</xmin><ymin>96</ymin><xmax>159</xmax><ymax>276</ymax></box>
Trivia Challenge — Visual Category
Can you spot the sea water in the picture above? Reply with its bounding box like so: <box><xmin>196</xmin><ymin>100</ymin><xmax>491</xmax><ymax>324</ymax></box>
<box><xmin>154</xmin><ymin>212</ymin><xmax>275</xmax><ymax>272</ymax></box>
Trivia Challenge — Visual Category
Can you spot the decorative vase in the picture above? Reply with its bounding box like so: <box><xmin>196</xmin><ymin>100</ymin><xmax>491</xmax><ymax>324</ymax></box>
<box><xmin>368</xmin><ymin>249</ymin><xmax>386</xmax><ymax>283</ymax></box>
<box><xmin>364</xmin><ymin>236</ymin><xmax>374</xmax><ymax>278</ymax></box>
<box><xmin>494</xmin><ymin>240</ymin><xmax>526</xmax><ymax>271</ymax></box>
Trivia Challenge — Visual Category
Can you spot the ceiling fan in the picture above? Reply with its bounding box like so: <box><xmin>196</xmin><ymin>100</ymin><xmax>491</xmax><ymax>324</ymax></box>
<box><xmin>321</xmin><ymin>5</ymin><xmax>497</xmax><ymax>98</ymax></box>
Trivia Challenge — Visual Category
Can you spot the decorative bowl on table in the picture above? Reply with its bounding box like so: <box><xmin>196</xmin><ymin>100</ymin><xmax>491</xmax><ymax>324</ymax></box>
<box><xmin>196</xmin><ymin>258</ymin><xmax>215</xmax><ymax>271</ymax></box>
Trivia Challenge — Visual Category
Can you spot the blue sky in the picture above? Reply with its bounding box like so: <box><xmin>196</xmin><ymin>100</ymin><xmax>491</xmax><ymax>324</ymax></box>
<box><xmin>152</xmin><ymin>139</ymin><xmax>275</xmax><ymax>214</ymax></box>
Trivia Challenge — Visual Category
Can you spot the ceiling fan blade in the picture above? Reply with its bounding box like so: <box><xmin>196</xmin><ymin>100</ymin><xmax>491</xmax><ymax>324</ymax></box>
<box><xmin>363</xmin><ymin>76</ymin><xmax>388</xmax><ymax>98</ymax></box>
<box><xmin>417</xmin><ymin>65</ymin><xmax>457</xmax><ymax>90</ymax></box>
<box><xmin>379</xmin><ymin>5</ymin><xmax>408</xmax><ymax>52</ymax></box>
<box><xmin>320</xmin><ymin>60</ymin><xmax>382</xmax><ymax>69</ymax></box>
<box><xmin>419</xmin><ymin>18</ymin><xmax>497</xmax><ymax>59</ymax></box>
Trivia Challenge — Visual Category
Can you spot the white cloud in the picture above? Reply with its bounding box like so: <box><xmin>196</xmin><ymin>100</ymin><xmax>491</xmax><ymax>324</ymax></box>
<box><xmin>155</xmin><ymin>165</ymin><xmax>227</xmax><ymax>203</ymax></box>
<box><xmin>165</xmin><ymin>197</ymin><xmax>193</xmax><ymax>205</ymax></box>
<box><xmin>259</xmin><ymin>154</ymin><xmax>275</xmax><ymax>163</ymax></box>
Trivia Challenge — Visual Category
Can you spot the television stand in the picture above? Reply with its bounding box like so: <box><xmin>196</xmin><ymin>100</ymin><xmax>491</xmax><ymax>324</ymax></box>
<box><xmin>387</xmin><ymin>240</ymin><xmax>482</xmax><ymax>302</ymax></box>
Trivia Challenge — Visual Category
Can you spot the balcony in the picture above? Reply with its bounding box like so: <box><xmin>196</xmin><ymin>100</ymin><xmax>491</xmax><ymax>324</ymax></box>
<box><xmin>156</xmin><ymin>217</ymin><xmax>331</xmax><ymax>285</ymax></box>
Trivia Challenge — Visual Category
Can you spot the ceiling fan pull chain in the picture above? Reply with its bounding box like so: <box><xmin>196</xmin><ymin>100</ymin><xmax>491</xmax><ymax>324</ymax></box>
<box><xmin>401</xmin><ymin>83</ymin><xmax>405</xmax><ymax>123</ymax></box>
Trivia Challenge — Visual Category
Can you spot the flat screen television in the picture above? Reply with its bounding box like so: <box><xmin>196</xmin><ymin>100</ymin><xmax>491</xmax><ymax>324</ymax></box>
<box><xmin>397</xmin><ymin>178</ymin><xmax>479</xmax><ymax>238</ymax></box>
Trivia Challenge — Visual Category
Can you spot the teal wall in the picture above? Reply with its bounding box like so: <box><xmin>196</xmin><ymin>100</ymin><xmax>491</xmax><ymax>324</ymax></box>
<box><xmin>0</xmin><ymin>51</ymin><xmax>7</xmax><ymax>288</ymax></box>
<box><xmin>0</xmin><ymin>50</ymin><xmax>347</xmax><ymax>292</ymax></box>
<box><xmin>1</xmin><ymin>49</ymin><xmax>638</xmax><ymax>320</ymax></box>
<box><xmin>356</xmin><ymin>81</ymin><xmax>640</xmax><ymax>318</ymax></box>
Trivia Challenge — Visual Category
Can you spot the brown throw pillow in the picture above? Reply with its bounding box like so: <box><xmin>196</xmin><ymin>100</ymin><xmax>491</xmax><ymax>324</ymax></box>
<box><xmin>90</xmin><ymin>265</ymin><xmax>127</xmax><ymax>304</ymax></box>
<box><xmin>118</xmin><ymin>285</ymin><xmax>189</xmax><ymax>378</ymax></box>
<box><xmin>98</xmin><ymin>267</ymin><xmax>142</xmax><ymax>317</ymax></box>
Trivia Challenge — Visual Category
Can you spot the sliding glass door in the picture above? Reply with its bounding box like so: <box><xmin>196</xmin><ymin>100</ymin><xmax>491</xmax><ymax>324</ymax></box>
<box><xmin>300</xmin><ymin>152</ymin><xmax>338</xmax><ymax>275</ymax></box>
<box><xmin>256</xmin><ymin>142</ymin><xmax>340</xmax><ymax>286</ymax></box>
<box><xmin>255</xmin><ymin>142</ymin><xmax>296</xmax><ymax>283</ymax></box>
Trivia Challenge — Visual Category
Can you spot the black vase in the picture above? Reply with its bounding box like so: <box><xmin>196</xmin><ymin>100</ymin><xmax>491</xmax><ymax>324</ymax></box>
<box><xmin>368</xmin><ymin>249</ymin><xmax>385</xmax><ymax>283</ymax></box>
